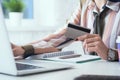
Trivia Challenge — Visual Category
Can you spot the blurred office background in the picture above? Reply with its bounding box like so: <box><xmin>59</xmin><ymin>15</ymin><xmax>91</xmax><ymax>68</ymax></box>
<box><xmin>1</xmin><ymin>0</ymin><xmax>79</xmax><ymax>45</ymax></box>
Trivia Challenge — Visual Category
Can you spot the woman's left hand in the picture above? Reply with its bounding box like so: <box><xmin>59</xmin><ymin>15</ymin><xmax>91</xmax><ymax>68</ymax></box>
<box><xmin>77</xmin><ymin>34</ymin><xmax>109</xmax><ymax>60</ymax></box>
<box><xmin>11</xmin><ymin>43</ymin><xmax>25</xmax><ymax>57</ymax></box>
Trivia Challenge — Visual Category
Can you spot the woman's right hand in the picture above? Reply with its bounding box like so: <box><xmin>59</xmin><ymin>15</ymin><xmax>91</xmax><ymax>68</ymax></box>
<box><xmin>77</xmin><ymin>34</ymin><xmax>109</xmax><ymax>60</ymax></box>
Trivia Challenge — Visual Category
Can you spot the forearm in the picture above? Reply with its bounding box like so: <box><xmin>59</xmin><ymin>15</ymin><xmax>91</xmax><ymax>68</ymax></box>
<box><xmin>34</xmin><ymin>47</ymin><xmax>59</xmax><ymax>55</ymax></box>
<box><xmin>22</xmin><ymin>45</ymin><xmax>59</xmax><ymax>58</ymax></box>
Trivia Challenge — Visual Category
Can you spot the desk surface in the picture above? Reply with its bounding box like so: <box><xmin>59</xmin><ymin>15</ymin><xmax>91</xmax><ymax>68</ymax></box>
<box><xmin>0</xmin><ymin>60</ymin><xmax>120</xmax><ymax>80</ymax></box>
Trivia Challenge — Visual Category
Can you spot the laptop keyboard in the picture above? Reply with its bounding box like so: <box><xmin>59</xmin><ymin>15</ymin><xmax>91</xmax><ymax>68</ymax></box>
<box><xmin>16</xmin><ymin>63</ymin><xmax>42</xmax><ymax>70</ymax></box>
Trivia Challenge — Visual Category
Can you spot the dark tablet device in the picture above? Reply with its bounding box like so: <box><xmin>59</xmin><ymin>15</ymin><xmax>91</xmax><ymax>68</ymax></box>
<box><xmin>65</xmin><ymin>23</ymin><xmax>91</xmax><ymax>39</ymax></box>
<box><xmin>74</xmin><ymin>75</ymin><xmax>120</xmax><ymax>80</ymax></box>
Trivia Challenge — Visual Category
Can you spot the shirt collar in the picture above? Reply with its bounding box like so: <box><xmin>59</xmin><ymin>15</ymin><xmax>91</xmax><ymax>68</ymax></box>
<box><xmin>93</xmin><ymin>5</ymin><xmax>105</xmax><ymax>14</ymax></box>
<box><xmin>106</xmin><ymin>1</ymin><xmax>120</xmax><ymax>12</ymax></box>
<box><xmin>93</xmin><ymin>1</ymin><xmax>120</xmax><ymax>14</ymax></box>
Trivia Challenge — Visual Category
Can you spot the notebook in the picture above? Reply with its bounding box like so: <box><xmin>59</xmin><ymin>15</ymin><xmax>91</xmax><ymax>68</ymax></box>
<box><xmin>45</xmin><ymin>55</ymin><xmax>100</xmax><ymax>63</ymax></box>
<box><xmin>27</xmin><ymin>51</ymin><xmax>75</xmax><ymax>59</ymax></box>
<box><xmin>0</xmin><ymin>4</ymin><xmax>72</xmax><ymax>76</ymax></box>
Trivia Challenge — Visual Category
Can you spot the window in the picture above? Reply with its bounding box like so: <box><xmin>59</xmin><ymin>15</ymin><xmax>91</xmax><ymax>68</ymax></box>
<box><xmin>23</xmin><ymin>0</ymin><xmax>33</xmax><ymax>19</ymax></box>
<box><xmin>1</xmin><ymin>0</ymin><xmax>33</xmax><ymax>19</ymax></box>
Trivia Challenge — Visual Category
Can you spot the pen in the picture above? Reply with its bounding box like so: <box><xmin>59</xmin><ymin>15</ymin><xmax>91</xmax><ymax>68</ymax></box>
<box><xmin>81</xmin><ymin>42</ymin><xmax>86</xmax><ymax>54</ymax></box>
<box><xmin>59</xmin><ymin>54</ymin><xmax>81</xmax><ymax>59</ymax></box>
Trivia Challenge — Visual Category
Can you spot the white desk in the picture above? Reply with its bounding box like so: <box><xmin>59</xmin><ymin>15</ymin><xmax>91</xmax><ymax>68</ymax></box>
<box><xmin>0</xmin><ymin>60</ymin><xmax>120</xmax><ymax>80</ymax></box>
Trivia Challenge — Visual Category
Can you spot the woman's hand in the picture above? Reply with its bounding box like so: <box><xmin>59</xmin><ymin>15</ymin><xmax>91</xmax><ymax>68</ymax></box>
<box><xmin>11</xmin><ymin>43</ymin><xmax>25</xmax><ymax>57</ymax></box>
<box><xmin>77</xmin><ymin>34</ymin><xmax>109</xmax><ymax>60</ymax></box>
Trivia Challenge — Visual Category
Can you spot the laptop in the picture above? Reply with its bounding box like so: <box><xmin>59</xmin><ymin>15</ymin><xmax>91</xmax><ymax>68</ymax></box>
<box><xmin>0</xmin><ymin>4</ymin><xmax>72</xmax><ymax>76</ymax></box>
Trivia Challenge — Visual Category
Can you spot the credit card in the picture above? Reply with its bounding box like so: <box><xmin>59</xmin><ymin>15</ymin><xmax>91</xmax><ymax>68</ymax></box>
<box><xmin>65</xmin><ymin>23</ymin><xmax>91</xmax><ymax>39</ymax></box>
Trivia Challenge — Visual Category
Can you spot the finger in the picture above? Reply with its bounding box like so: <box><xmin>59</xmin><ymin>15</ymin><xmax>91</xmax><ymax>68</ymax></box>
<box><xmin>84</xmin><ymin>41</ymin><xmax>100</xmax><ymax>52</ymax></box>
<box><xmin>15</xmin><ymin>56</ymin><xmax>23</xmax><ymax>60</ymax></box>
<box><xmin>87</xmin><ymin>47</ymin><xmax>97</xmax><ymax>53</ymax></box>
<box><xmin>84</xmin><ymin>37</ymin><xmax>100</xmax><ymax>44</ymax></box>
<box><xmin>83</xmin><ymin>39</ymin><xmax>98</xmax><ymax>49</ymax></box>
<box><xmin>13</xmin><ymin>49</ymin><xmax>19</xmax><ymax>57</ymax></box>
<box><xmin>13</xmin><ymin>49</ymin><xmax>17</xmax><ymax>56</ymax></box>
<box><xmin>77</xmin><ymin>34</ymin><xmax>99</xmax><ymax>41</ymax></box>
<box><xmin>77</xmin><ymin>34</ymin><xmax>89</xmax><ymax>41</ymax></box>
<box><xmin>86</xmin><ymin>42</ymin><xmax>96</xmax><ymax>48</ymax></box>
<box><xmin>83</xmin><ymin>41</ymin><xmax>86</xmax><ymax>49</ymax></box>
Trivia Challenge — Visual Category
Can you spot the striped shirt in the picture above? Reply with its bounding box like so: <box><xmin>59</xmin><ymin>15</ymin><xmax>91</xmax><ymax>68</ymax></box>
<box><xmin>32</xmin><ymin>0</ymin><xmax>120</xmax><ymax>50</ymax></box>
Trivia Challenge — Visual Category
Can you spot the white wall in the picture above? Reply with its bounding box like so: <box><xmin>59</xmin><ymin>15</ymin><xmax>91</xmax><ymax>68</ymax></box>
<box><xmin>35</xmin><ymin>0</ymin><xmax>79</xmax><ymax>27</ymax></box>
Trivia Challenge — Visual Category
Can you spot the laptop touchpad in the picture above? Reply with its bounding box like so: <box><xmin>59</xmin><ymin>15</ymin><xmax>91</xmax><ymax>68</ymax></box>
<box><xmin>16</xmin><ymin>63</ymin><xmax>43</xmax><ymax>70</ymax></box>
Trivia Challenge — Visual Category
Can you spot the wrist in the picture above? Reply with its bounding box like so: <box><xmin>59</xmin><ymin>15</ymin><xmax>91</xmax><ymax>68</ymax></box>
<box><xmin>22</xmin><ymin>45</ymin><xmax>35</xmax><ymax>59</ymax></box>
